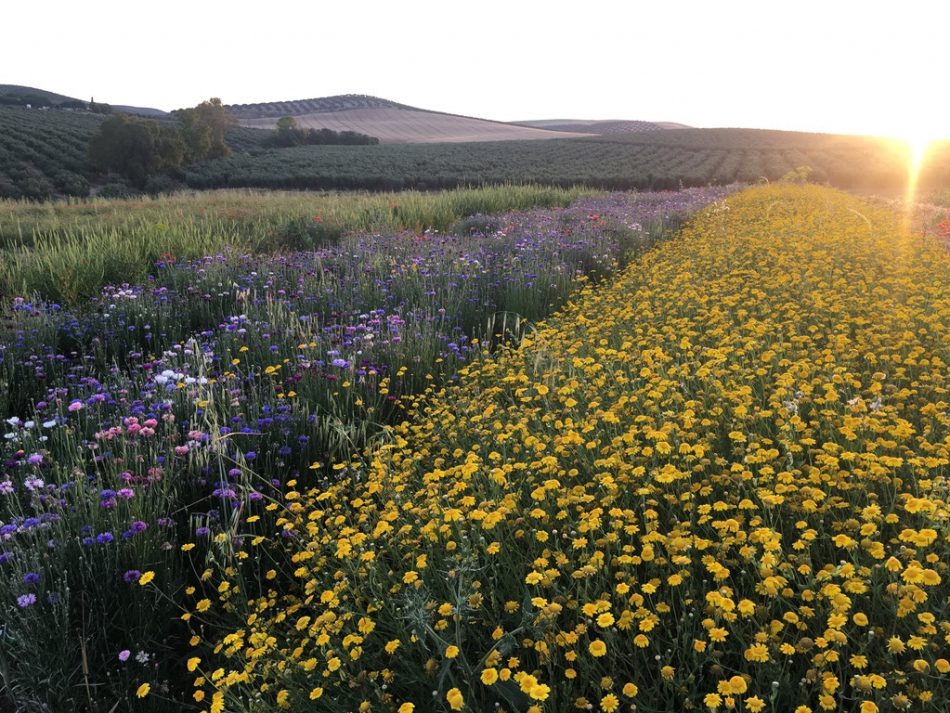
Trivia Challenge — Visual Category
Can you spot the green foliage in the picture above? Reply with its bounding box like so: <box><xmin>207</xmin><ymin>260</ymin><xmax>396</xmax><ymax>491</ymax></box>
<box><xmin>0</xmin><ymin>185</ymin><xmax>589</xmax><ymax>303</ymax></box>
<box><xmin>88</xmin><ymin>114</ymin><xmax>185</xmax><ymax>186</ymax></box>
<box><xmin>184</xmin><ymin>130</ymin><xmax>950</xmax><ymax>193</ymax></box>
<box><xmin>172</xmin><ymin>98</ymin><xmax>235</xmax><ymax>162</ymax></box>
<box><xmin>0</xmin><ymin>107</ymin><xmax>102</xmax><ymax>199</ymax></box>
<box><xmin>271</xmin><ymin>116</ymin><xmax>379</xmax><ymax>147</ymax></box>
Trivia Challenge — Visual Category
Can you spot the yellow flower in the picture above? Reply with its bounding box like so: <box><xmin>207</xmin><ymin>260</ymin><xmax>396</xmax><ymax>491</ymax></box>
<box><xmin>589</xmin><ymin>639</ymin><xmax>607</xmax><ymax>657</ymax></box>
<box><xmin>445</xmin><ymin>645</ymin><xmax>459</xmax><ymax>659</ymax></box>
<box><xmin>728</xmin><ymin>676</ymin><xmax>748</xmax><ymax>695</ymax></box>
<box><xmin>138</xmin><ymin>571</ymin><xmax>155</xmax><ymax>586</ymax></box>
<box><xmin>744</xmin><ymin>644</ymin><xmax>770</xmax><ymax>663</ymax></box>
<box><xmin>398</xmin><ymin>704</ymin><xmax>415</xmax><ymax>713</ymax></box>
<box><xmin>446</xmin><ymin>687</ymin><xmax>464</xmax><ymax>711</ymax></box>
<box><xmin>745</xmin><ymin>696</ymin><xmax>766</xmax><ymax>713</ymax></box>
<box><xmin>601</xmin><ymin>693</ymin><xmax>620</xmax><ymax>712</ymax></box>
<box><xmin>481</xmin><ymin>668</ymin><xmax>499</xmax><ymax>685</ymax></box>
<box><xmin>136</xmin><ymin>683</ymin><xmax>150</xmax><ymax>698</ymax></box>
<box><xmin>186</xmin><ymin>657</ymin><xmax>201</xmax><ymax>672</ymax></box>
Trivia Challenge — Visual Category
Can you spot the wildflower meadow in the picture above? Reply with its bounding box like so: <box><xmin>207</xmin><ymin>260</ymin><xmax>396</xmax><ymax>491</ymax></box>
<box><xmin>187</xmin><ymin>185</ymin><xmax>947</xmax><ymax>713</ymax></box>
<box><xmin>1</xmin><ymin>183</ymin><xmax>947</xmax><ymax>713</ymax></box>
<box><xmin>0</xmin><ymin>186</ymin><xmax>733</xmax><ymax>711</ymax></box>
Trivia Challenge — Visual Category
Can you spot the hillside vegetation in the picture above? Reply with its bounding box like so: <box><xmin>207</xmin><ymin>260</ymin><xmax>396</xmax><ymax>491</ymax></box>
<box><xmin>2</xmin><ymin>101</ymin><xmax>949</xmax><ymax>199</ymax></box>
<box><xmin>186</xmin><ymin>130</ymin><xmax>950</xmax><ymax>192</ymax></box>
<box><xmin>228</xmin><ymin>95</ymin><xmax>590</xmax><ymax>143</ymax></box>
<box><xmin>519</xmin><ymin>118</ymin><xmax>689</xmax><ymax>134</ymax></box>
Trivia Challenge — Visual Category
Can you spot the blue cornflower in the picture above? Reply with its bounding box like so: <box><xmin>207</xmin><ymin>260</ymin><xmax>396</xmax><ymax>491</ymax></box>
<box><xmin>16</xmin><ymin>593</ymin><xmax>36</xmax><ymax>608</ymax></box>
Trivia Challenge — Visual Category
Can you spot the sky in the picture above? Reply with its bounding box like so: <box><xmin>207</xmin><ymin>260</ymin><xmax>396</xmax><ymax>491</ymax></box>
<box><xmin>5</xmin><ymin>0</ymin><xmax>948</xmax><ymax>140</ymax></box>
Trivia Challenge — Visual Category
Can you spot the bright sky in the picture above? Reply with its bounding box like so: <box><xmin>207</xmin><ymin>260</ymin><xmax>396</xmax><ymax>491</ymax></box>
<box><xmin>5</xmin><ymin>0</ymin><xmax>948</xmax><ymax>140</ymax></box>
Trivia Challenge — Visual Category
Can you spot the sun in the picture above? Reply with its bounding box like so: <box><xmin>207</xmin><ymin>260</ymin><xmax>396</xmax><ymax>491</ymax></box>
<box><xmin>906</xmin><ymin>133</ymin><xmax>935</xmax><ymax>175</ymax></box>
<box><xmin>903</xmin><ymin>130</ymin><xmax>937</xmax><ymax>213</ymax></box>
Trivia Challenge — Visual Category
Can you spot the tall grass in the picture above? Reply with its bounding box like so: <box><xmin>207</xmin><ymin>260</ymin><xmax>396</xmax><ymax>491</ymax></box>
<box><xmin>0</xmin><ymin>185</ymin><xmax>590</xmax><ymax>303</ymax></box>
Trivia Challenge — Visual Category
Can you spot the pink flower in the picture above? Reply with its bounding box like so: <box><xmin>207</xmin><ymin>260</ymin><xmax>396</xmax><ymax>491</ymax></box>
<box><xmin>118</xmin><ymin>650</ymin><xmax>131</xmax><ymax>662</ymax></box>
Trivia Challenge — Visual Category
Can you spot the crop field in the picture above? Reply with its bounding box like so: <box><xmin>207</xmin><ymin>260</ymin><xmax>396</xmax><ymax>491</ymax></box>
<box><xmin>4</xmin><ymin>106</ymin><xmax>948</xmax><ymax>200</ymax></box>
<box><xmin>184</xmin><ymin>130</ymin><xmax>950</xmax><ymax>193</ymax></box>
<box><xmin>1</xmin><ymin>181</ymin><xmax>948</xmax><ymax>713</ymax></box>
<box><xmin>197</xmin><ymin>184</ymin><xmax>947</xmax><ymax>713</ymax></box>
<box><xmin>0</xmin><ymin>106</ymin><xmax>104</xmax><ymax>199</ymax></box>
<box><xmin>0</xmin><ymin>185</ymin><xmax>734</xmax><ymax>711</ymax></box>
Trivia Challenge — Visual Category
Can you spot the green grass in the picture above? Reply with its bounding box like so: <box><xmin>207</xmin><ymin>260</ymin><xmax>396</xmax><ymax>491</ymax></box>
<box><xmin>0</xmin><ymin>185</ymin><xmax>590</xmax><ymax>303</ymax></box>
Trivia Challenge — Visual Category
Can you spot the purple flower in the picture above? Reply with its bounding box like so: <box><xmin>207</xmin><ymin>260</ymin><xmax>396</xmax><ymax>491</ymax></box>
<box><xmin>16</xmin><ymin>593</ymin><xmax>37</xmax><ymax>608</ymax></box>
<box><xmin>67</xmin><ymin>400</ymin><xmax>83</xmax><ymax>412</ymax></box>
<box><xmin>0</xmin><ymin>480</ymin><xmax>14</xmax><ymax>495</ymax></box>
<box><xmin>26</xmin><ymin>453</ymin><xmax>43</xmax><ymax>466</ymax></box>
<box><xmin>331</xmin><ymin>358</ymin><xmax>350</xmax><ymax>369</ymax></box>
<box><xmin>195</xmin><ymin>527</ymin><xmax>210</xmax><ymax>537</ymax></box>
<box><xmin>95</xmin><ymin>532</ymin><xmax>114</xmax><ymax>544</ymax></box>
<box><xmin>23</xmin><ymin>572</ymin><xmax>40</xmax><ymax>586</ymax></box>
<box><xmin>24</xmin><ymin>477</ymin><xmax>44</xmax><ymax>492</ymax></box>
<box><xmin>129</xmin><ymin>520</ymin><xmax>148</xmax><ymax>534</ymax></box>
<box><xmin>123</xmin><ymin>570</ymin><xmax>142</xmax><ymax>584</ymax></box>
<box><xmin>118</xmin><ymin>649</ymin><xmax>131</xmax><ymax>662</ymax></box>
<box><xmin>117</xmin><ymin>488</ymin><xmax>135</xmax><ymax>499</ymax></box>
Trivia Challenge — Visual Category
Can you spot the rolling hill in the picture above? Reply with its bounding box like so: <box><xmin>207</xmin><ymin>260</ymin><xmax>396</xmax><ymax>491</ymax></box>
<box><xmin>519</xmin><ymin>118</ymin><xmax>691</xmax><ymax>135</ymax></box>
<box><xmin>226</xmin><ymin>95</ymin><xmax>592</xmax><ymax>143</ymax></box>
<box><xmin>0</xmin><ymin>84</ymin><xmax>166</xmax><ymax>116</ymax></box>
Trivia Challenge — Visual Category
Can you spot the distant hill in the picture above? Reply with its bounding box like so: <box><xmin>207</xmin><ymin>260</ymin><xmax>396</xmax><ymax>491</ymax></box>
<box><xmin>0</xmin><ymin>84</ymin><xmax>166</xmax><ymax>116</ymax></box>
<box><xmin>226</xmin><ymin>94</ymin><xmax>592</xmax><ymax>144</ymax></box>
<box><xmin>518</xmin><ymin>119</ymin><xmax>691</xmax><ymax>135</ymax></box>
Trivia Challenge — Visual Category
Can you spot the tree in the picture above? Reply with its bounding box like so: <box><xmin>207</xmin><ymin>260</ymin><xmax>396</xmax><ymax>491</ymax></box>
<box><xmin>88</xmin><ymin>114</ymin><xmax>184</xmax><ymax>186</ymax></box>
<box><xmin>173</xmin><ymin>98</ymin><xmax>236</xmax><ymax>161</ymax></box>
<box><xmin>275</xmin><ymin>116</ymin><xmax>305</xmax><ymax>147</ymax></box>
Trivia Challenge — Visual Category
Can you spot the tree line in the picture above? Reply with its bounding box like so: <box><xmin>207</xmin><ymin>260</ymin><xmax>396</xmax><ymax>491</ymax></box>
<box><xmin>87</xmin><ymin>98</ymin><xmax>235</xmax><ymax>186</ymax></box>
<box><xmin>272</xmin><ymin>116</ymin><xmax>379</xmax><ymax>146</ymax></box>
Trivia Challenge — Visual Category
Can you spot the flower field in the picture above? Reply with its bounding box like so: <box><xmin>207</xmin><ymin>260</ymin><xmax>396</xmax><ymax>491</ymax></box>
<box><xmin>190</xmin><ymin>185</ymin><xmax>949</xmax><ymax>713</ymax></box>
<box><xmin>0</xmin><ymin>187</ymin><xmax>732</xmax><ymax>711</ymax></box>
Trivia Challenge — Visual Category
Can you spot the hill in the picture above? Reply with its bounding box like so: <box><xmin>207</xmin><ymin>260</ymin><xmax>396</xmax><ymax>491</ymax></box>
<box><xmin>0</xmin><ymin>84</ymin><xmax>166</xmax><ymax>116</ymax></box>
<box><xmin>2</xmin><ymin>96</ymin><xmax>949</xmax><ymax>199</ymax></box>
<box><xmin>0</xmin><ymin>106</ymin><xmax>104</xmax><ymax>198</ymax></box>
<box><xmin>519</xmin><ymin>118</ymin><xmax>691</xmax><ymax>134</ymax></box>
<box><xmin>227</xmin><ymin>94</ymin><xmax>592</xmax><ymax>143</ymax></box>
